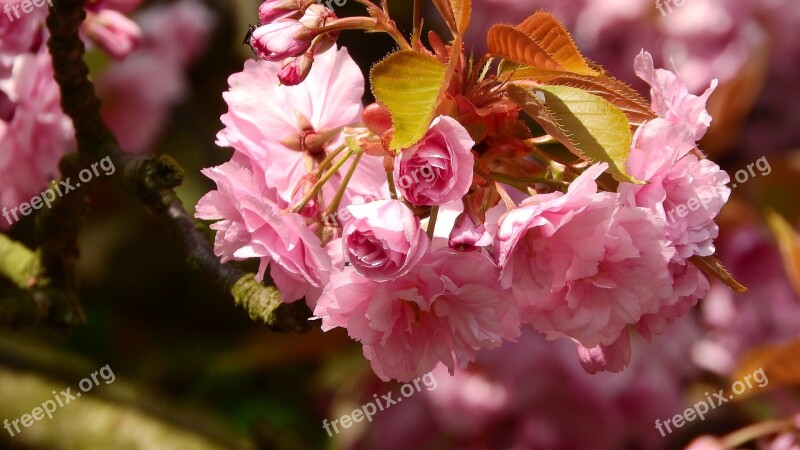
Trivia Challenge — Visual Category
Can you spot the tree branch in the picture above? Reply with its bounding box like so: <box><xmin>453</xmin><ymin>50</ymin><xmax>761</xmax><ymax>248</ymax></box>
<box><xmin>20</xmin><ymin>0</ymin><xmax>314</xmax><ymax>332</ymax></box>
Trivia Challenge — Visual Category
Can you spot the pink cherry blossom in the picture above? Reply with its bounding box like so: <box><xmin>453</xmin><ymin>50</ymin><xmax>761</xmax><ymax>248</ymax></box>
<box><xmin>97</xmin><ymin>0</ymin><xmax>215</xmax><ymax>154</ymax></box>
<box><xmin>574</xmin><ymin>331</ymin><xmax>631</xmax><ymax>374</ymax></box>
<box><xmin>393</xmin><ymin>115</ymin><xmax>475</xmax><ymax>206</ymax></box>
<box><xmin>314</xmin><ymin>249</ymin><xmax>519</xmax><ymax>382</ymax></box>
<box><xmin>0</xmin><ymin>49</ymin><xmax>74</xmax><ymax>229</ymax></box>
<box><xmin>634</xmin><ymin>50</ymin><xmax>718</xmax><ymax>141</ymax></box>
<box><xmin>134</xmin><ymin>0</ymin><xmax>215</xmax><ymax>67</ymax></box>
<box><xmin>83</xmin><ymin>9</ymin><xmax>143</xmax><ymax>60</ymax></box>
<box><xmin>342</xmin><ymin>200</ymin><xmax>429</xmax><ymax>281</ymax></box>
<box><xmin>217</xmin><ymin>46</ymin><xmax>387</xmax><ymax>209</ymax></box>
<box><xmin>195</xmin><ymin>161</ymin><xmax>332</xmax><ymax>305</ymax></box>
<box><xmin>353</xmin><ymin>324</ymin><xmax>698</xmax><ymax>450</ymax></box>
<box><xmin>636</xmin><ymin>262</ymin><xmax>710</xmax><ymax>340</ymax></box>
<box><xmin>495</xmin><ymin>164</ymin><xmax>674</xmax><ymax>354</ymax></box>
<box><xmin>0</xmin><ymin>0</ymin><xmax>48</xmax><ymax>72</ymax></box>
<box><xmin>250</xmin><ymin>20</ymin><xmax>310</xmax><ymax>62</ymax></box>
<box><xmin>619</xmin><ymin>118</ymin><xmax>730</xmax><ymax>260</ymax></box>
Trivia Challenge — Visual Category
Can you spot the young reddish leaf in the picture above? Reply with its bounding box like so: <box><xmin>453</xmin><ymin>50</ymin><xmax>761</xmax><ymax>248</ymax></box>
<box><xmin>514</xmin><ymin>12</ymin><xmax>600</xmax><ymax>76</ymax></box>
<box><xmin>766</xmin><ymin>210</ymin><xmax>800</xmax><ymax>297</ymax></box>
<box><xmin>432</xmin><ymin>0</ymin><xmax>457</xmax><ymax>35</ymax></box>
<box><xmin>543</xmin><ymin>74</ymin><xmax>656</xmax><ymax>127</ymax></box>
<box><xmin>371</xmin><ymin>51</ymin><xmax>447</xmax><ymax>151</ymax></box>
<box><xmin>506</xmin><ymin>84</ymin><xmax>638</xmax><ymax>183</ymax></box>
<box><xmin>488</xmin><ymin>25</ymin><xmax>564</xmax><ymax>72</ymax></box>
<box><xmin>432</xmin><ymin>0</ymin><xmax>471</xmax><ymax>36</ymax></box>
<box><xmin>690</xmin><ymin>255</ymin><xmax>748</xmax><ymax>293</ymax></box>
<box><xmin>450</xmin><ymin>0</ymin><xmax>471</xmax><ymax>35</ymax></box>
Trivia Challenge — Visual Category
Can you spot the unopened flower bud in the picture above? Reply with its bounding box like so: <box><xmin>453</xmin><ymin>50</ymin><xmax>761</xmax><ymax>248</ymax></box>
<box><xmin>299</xmin><ymin>4</ymin><xmax>336</xmax><ymax>28</ymax></box>
<box><xmin>250</xmin><ymin>20</ymin><xmax>311</xmax><ymax>62</ymax></box>
<box><xmin>278</xmin><ymin>53</ymin><xmax>314</xmax><ymax>86</ymax></box>
<box><xmin>258</xmin><ymin>0</ymin><xmax>307</xmax><ymax>24</ymax></box>
<box><xmin>362</xmin><ymin>103</ymin><xmax>393</xmax><ymax>135</ymax></box>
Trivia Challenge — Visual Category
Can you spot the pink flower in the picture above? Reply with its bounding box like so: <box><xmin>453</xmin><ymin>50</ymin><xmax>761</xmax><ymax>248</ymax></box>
<box><xmin>0</xmin><ymin>49</ymin><xmax>74</xmax><ymax>229</ymax></box>
<box><xmin>619</xmin><ymin>118</ymin><xmax>730</xmax><ymax>260</ymax></box>
<box><xmin>636</xmin><ymin>262</ymin><xmax>709</xmax><ymax>340</ymax></box>
<box><xmin>495</xmin><ymin>164</ymin><xmax>674</xmax><ymax>354</ymax></box>
<box><xmin>342</xmin><ymin>200</ymin><xmax>429</xmax><ymax>281</ymax></box>
<box><xmin>314</xmin><ymin>250</ymin><xmax>520</xmax><ymax>382</ymax></box>
<box><xmin>217</xmin><ymin>46</ymin><xmax>387</xmax><ymax>209</ymax></box>
<box><xmin>634</xmin><ymin>50</ymin><xmax>718</xmax><ymax>141</ymax></box>
<box><xmin>575</xmin><ymin>331</ymin><xmax>631</xmax><ymax>374</ymax></box>
<box><xmin>135</xmin><ymin>0</ymin><xmax>216</xmax><ymax>67</ymax></box>
<box><xmin>250</xmin><ymin>19</ymin><xmax>310</xmax><ymax>62</ymax></box>
<box><xmin>393</xmin><ymin>116</ymin><xmax>475</xmax><ymax>206</ymax></box>
<box><xmin>195</xmin><ymin>161</ymin><xmax>332</xmax><ymax>305</ymax></box>
<box><xmin>97</xmin><ymin>0</ymin><xmax>215</xmax><ymax>154</ymax></box>
<box><xmin>83</xmin><ymin>9</ymin><xmax>143</xmax><ymax>60</ymax></box>
<box><xmin>0</xmin><ymin>0</ymin><xmax>49</xmax><ymax>72</ymax></box>
<box><xmin>353</xmin><ymin>325</ymin><xmax>698</xmax><ymax>450</ymax></box>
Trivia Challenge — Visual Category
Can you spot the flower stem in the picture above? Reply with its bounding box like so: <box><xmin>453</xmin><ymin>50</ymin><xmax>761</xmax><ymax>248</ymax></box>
<box><xmin>290</xmin><ymin>149</ymin><xmax>354</xmax><ymax>214</ymax></box>
<box><xmin>311</xmin><ymin>17</ymin><xmax>378</xmax><ymax>36</ymax></box>
<box><xmin>387</xmin><ymin>170</ymin><xmax>398</xmax><ymax>200</ymax></box>
<box><xmin>317</xmin><ymin>144</ymin><xmax>347</xmax><ymax>174</ymax></box>
<box><xmin>350</xmin><ymin>0</ymin><xmax>412</xmax><ymax>50</ymax></box>
<box><xmin>325</xmin><ymin>150</ymin><xmax>364</xmax><ymax>217</ymax></box>
<box><xmin>490</xmin><ymin>171</ymin><xmax>569</xmax><ymax>189</ymax></box>
<box><xmin>427</xmin><ymin>206</ymin><xmax>439</xmax><ymax>240</ymax></box>
<box><xmin>412</xmin><ymin>0</ymin><xmax>422</xmax><ymax>48</ymax></box>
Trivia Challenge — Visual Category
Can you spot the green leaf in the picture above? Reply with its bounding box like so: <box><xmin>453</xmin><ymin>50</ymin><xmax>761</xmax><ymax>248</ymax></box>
<box><xmin>507</xmin><ymin>84</ymin><xmax>638</xmax><ymax>183</ymax></box>
<box><xmin>370</xmin><ymin>51</ymin><xmax>448</xmax><ymax>151</ymax></box>
<box><xmin>543</xmin><ymin>74</ymin><xmax>656</xmax><ymax>127</ymax></box>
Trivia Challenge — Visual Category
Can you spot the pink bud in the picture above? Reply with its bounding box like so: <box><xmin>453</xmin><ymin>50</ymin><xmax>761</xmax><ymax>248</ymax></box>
<box><xmin>84</xmin><ymin>9</ymin><xmax>144</xmax><ymax>60</ymax></box>
<box><xmin>299</xmin><ymin>4</ymin><xmax>336</xmax><ymax>28</ymax></box>
<box><xmin>278</xmin><ymin>53</ymin><xmax>314</xmax><ymax>86</ymax></box>
<box><xmin>250</xmin><ymin>20</ymin><xmax>310</xmax><ymax>62</ymax></box>
<box><xmin>258</xmin><ymin>0</ymin><xmax>303</xmax><ymax>24</ymax></box>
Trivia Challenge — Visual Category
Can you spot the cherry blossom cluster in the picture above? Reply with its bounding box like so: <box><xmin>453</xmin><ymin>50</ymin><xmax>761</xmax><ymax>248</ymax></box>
<box><xmin>197</xmin><ymin>0</ymin><xmax>731</xmax><ymax>382</ymax></box>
